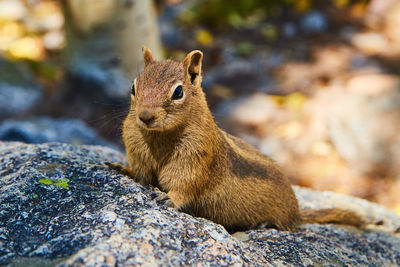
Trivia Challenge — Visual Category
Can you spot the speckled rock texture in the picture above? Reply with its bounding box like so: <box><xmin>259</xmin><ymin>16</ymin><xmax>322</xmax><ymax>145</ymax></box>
<box><xmin>0</xmin><ymin>142</ymin><xmax>399</xmax><ymax>266</ymax></box>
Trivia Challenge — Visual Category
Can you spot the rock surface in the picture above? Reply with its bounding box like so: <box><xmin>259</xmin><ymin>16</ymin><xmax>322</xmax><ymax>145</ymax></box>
<box><xmin>0</xmin><ymin>142</ymin><xmax>399</xmax><ymax>266</ymax></box>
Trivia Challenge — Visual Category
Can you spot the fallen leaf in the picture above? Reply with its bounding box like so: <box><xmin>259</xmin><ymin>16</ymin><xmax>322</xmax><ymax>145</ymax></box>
<box><xmin>395</xmin><ymin>203</ymin><xmax>400</xmax><ymax>216</ymax></box>
<box><xmin>196</xmin><ymin>29</ymin><xmax>213</xmax><ymax>46</ymax></box>
<box><xmin>8</xmin><ymin>36</ymin><xmax>45</xmax><ymax>60</ymax></box>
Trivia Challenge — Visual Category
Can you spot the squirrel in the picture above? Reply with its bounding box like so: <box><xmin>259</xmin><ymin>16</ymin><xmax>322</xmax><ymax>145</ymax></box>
<box><xmin>110</xmin><ymin>46</ymin><xmax>365</xmax><ymax>232</ymax></box>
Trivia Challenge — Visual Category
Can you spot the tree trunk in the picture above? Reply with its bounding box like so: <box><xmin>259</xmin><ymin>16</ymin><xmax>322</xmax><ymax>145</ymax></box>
<box><xmin>114</xmin><ymin>0</ymin><xmax>163</xmax><ymax>76</ymax></box>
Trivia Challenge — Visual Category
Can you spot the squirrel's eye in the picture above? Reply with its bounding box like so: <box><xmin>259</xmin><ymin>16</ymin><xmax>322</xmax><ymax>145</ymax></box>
<box><xmin>131</xmin><ymin>83</ymin><xmax>135</xmax><ymax>96</ymax></box>
<box><xmin>172</xmin><ymin>85</ymin><xmax>183</xmax><ymax>100</ymax></box>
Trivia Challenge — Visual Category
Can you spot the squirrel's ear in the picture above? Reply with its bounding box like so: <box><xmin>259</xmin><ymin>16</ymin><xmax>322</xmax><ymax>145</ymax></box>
<box><xmin>183</xmin><ymin>50</ymin><xmax>203</xmax><ymax>86</ymax></box>
<box><xmin>142</xmin><ymin>45</ymin><xmax>155</xmax><ymax>67</ymax></box>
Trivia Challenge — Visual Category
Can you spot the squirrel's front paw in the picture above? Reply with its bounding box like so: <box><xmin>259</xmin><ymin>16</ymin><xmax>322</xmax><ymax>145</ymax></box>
<box><xmin>106</xmin><ymin>162</ymin><xmax>124</xmax><ymax>171</ymax></box>
<box><xmin>154</xmin><ymin>188</ymin><xmax>176</xmax><ymax>208</ymax></box>
<box><xmin>105</xmin><ymin>162</ymin><xmax>134</xmax><ymax>177</ymax></box>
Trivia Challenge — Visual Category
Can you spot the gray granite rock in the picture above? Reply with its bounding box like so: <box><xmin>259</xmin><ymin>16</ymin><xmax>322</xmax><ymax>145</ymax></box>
<box><xmin>0</xmin><ymin>117</ymin><xmax>117</xmax><ymax>149</ymax></box>
<box><xmin>0</xmin><ymin>142</ymin><xmax>399</xmax><ymax>266</ymax></box>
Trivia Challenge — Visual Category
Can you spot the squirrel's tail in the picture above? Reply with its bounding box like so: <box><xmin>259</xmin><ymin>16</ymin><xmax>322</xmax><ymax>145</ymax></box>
<box><xmin>300</xmin><ymin>208</ymin><xmax>365</xmax><ymax>227</ymax></box>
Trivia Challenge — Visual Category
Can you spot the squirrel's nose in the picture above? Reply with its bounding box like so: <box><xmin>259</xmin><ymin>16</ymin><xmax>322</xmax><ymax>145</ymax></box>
<box><xmin>139</xmin><ymin>110</ymin><xmax>155</xmax><ymax>125</ymax></box>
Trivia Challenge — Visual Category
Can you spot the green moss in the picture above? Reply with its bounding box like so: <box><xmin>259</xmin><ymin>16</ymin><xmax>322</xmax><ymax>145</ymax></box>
<box><xmin>54</xmin><ymin>178</ymin><xmax>70</xmax><ymax>189</ymax></box>
<box><xmin>38</xmin><ymin>177</ymin><xmax>69</xmax><ymax>189</ymax></box>
<box><xmin>38</xmin><ymin>178</ymin><xmax>53</xmax><ymax>185</ymax></box>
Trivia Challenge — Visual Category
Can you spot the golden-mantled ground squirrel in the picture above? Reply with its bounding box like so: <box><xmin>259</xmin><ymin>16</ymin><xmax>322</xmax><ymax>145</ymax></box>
<box><xmin>110</xmin><ymin>46</ymin><xmax>364</xmax><ymax>232</ymax></box>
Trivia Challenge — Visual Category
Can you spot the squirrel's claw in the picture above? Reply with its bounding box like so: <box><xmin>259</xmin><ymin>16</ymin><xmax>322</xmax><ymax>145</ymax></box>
<box><xmin>105</xmin><ymin>162</ymin><xmax>124</xmax><ymax>171</ymax></box>
<box><xmin>154</xmin><ymin>187</ymin><xmax>168</xmax><ymax>201</ymax></box>
<box><xmin>105</xmin><ymin>162</ymin><xmax>135</xmax><ymax>177</ymax></box>
<box><xmin>154</xmin><ymin>188</ymin><xmax>175</xmax><ymax>208</ymax></box>
<box><xmin>164</xmin><ymin>199</ymin><xmax>175</xmax><ymax>208</ymax></box>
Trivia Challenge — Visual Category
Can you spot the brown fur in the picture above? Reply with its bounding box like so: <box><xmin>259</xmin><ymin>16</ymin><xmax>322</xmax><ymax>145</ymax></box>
<box><xmin>117</xmin><ymin>46</ymin><xmax>365</xmax><ymax>232</ymax></box>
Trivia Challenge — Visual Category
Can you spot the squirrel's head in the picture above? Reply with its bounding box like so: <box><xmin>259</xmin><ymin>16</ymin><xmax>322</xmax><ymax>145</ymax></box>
<box><xmin>129</xmin><ymin>46</ymin><xmax>204</xmax><ymax>131</ymax></box>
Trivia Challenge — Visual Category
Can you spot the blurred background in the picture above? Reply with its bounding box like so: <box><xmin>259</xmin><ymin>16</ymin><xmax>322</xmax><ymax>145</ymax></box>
<box><xmin>1</xmin><ymin>0</ymin><xmax>400</xmax><ymax>214</ymax></box>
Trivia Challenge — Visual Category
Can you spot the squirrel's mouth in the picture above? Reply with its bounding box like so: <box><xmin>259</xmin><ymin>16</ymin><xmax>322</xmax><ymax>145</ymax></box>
<box><xmin>136</xmin><ymin>118</ymin><xmax>164</xmax><ymax>131</ymax></box>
